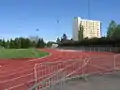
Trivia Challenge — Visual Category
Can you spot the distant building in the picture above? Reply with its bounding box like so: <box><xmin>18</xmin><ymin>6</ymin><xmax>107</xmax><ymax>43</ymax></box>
<box><xmin>51</xmin><ymin>44</ymin><xmax>58</xmax><ymax>48</ymax></box>
<box><xmin>29</xmin><ymin>36</ymin><xmax>39</xmax><ymax>43</ymax></box>
<box><xmin>73</xmin><ymin>17</ymin><xmax>101</xmax><ymax>41</ymax></box>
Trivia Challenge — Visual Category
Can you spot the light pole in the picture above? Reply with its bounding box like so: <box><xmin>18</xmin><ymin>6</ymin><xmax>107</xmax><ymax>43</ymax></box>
<box><xmin>36</xmin><ymin>29</ymin><xmax>39</xmax><ymax>42</ymax></box>
<box><xmin>35</xmin><ymin>29</ymin><xmax>40</xmax><ymax>48</ymax></box>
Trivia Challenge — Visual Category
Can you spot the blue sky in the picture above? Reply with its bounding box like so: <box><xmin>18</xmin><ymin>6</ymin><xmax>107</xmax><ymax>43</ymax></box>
<box><xmin>0</xmin><ymin>0</ymin><xmax>120</xmax><ymax>42</ymax></box>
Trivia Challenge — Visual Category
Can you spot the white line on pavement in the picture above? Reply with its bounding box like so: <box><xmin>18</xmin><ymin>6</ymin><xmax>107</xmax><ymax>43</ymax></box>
<box><xmin>0</xmin><ymin>67</ymin><xmax>33</xmax><ymax>78</ymax></box>
<box><xmin>29</xmin><ymin>53</ymin><xmax>51</xmax><ymax>62</ymax></box>
<box><xmin>4</xmin><ymin>83</ymin><xmax>24</xmax><ymax>90</ymax></box>
<box><xmin>0</xmin><ymin>73</ymin><xmax>33</xmax><ymax>83</ymax></box>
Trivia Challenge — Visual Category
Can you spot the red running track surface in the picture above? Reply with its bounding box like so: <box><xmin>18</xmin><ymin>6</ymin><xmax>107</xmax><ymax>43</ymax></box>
<box><xmin>0</xmin><ymin>48</ymin><xmax>116</xmax><ymax>90</ymax></box>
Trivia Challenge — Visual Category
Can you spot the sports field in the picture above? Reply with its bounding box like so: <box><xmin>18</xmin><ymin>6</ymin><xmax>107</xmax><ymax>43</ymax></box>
<box><xmin>0</xmin><ymin>49</ymin><xmax>49</xmax><ymax>59</ymax></box>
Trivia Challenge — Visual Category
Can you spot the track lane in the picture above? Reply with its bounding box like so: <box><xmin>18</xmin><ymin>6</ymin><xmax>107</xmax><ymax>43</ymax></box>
<box><xmin>0</xmin><ymin>49</ymin><xmax>115</xmax><ymax>90</ymax></box>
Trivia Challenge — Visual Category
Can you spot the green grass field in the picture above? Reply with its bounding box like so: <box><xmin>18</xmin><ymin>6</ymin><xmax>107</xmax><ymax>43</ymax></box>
<box><xmin>0</xmin><ymin>48</ymin><xmax>49</xmax><ymax>59</ymax></box>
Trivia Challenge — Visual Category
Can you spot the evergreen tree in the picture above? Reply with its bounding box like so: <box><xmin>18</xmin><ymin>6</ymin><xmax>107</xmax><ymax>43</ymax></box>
<box><xmin>9</xmin><ymin>39</ymin><xmax>15</xmax><ymax>48</ymax></box>
<box><xmin>107</xmin><ymin>20</ymin><xmax>117</xmax><ymax>39</ymax></box>
<box><xmin>36</xmin><ymin>39</ymin><xmax>41</xmax><ymax>48</ymax></box>
<box><xmin>78</xmin><ymin>24</ymin><xmax>84</xmax><ymax>41</ymax></box>
<box><xmin>56</xmin><ymin>37</ymin><xmax>60</xmax><ymax>43</ymax></box>
<box><xmin>112</xmin><ymin>24</ymin><xmax>120</xmax><ymax>40</ymax></box>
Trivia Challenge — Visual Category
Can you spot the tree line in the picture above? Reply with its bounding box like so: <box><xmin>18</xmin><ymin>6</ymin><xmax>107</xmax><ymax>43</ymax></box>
<box><xmin>1</xmin><ymin>20</ymin><xmax>119</xmax><ymax>48</ymax></box>
<box><xmin>58</xmin><ymin>20</ymin><xmax>120</xmax><ymax>47</ymax></box>
<box><xmin>0</xmin><ymin>37</ymin><xmax>46</xmax><ymax>49</ymax></box>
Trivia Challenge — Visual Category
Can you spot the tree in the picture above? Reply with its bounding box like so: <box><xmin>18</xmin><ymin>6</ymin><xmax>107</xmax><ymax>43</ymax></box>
<box><xmin>61</xmin><ymin>34</ymin><xmax>67</xmax><ymax>41</ymax></box>
<box><xmin>78</xmin><ymin>24</ymin><xmax>84</xmax><ymax>41</ymax></box>
<box><xmin>46</xmin><ymin>41</ymin><xmax>53</xmax><ymax>47</ymax></box>
<box><xmin>6</xmin><ymin>40</ymin><xmax>10</xmax><ymax>48</ymax></box>
<box><xmin>36</xmin><ymin>39</ymin><xmax>41</xmax><ymax>48</ymax></box>
<box><xmin>24</xmin><ymin>38</ymin><xmax>31</xmax><ymax>48</ymax></box>
<box><xmin>56</xmin><ymin>37</ymin><xmax>60</xmax><ymax>43</ymax></box>
<box><xmin>9</xmin><ymin>39</ymin><xmax>15</xmax><ymax>48</ymax></box>
<box><xmin>107</xmin><ymin>20</ymin><xmax>117</xmax><ymax>39</ymax></box>
<box><xmin>36</xmin><ymin>38</ymin><xmax>45</xmax><ymax>48</ymax></box>
<box><xmin>112</xmin><ymin>24</ymin><xmax>120</xmax><ymax>40</ymax></box>
<box><xmin>40</xmin><ymin>38</ymin><xmax>45</xmax><ymax>48</ymax></box>
<box><xmin>31</xmin><ymin>41</ymin><xmax>36</xmax><ymax>48</ymax></box>
<box><xmin>0</xmin><ymin>39</ymin><xmax>5</xmax><ymax>47</ymax></box>
<box><xmin>14</xmin><ymin>38</ymin><xmax>20</xmax><ymax>48</ymax></box>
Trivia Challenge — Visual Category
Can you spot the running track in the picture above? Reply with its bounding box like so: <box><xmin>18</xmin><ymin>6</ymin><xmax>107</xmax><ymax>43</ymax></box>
<box><xmin>0</xmin><ymin>49</ymin><xmax>117</xmax><ymax>90</ymax></box>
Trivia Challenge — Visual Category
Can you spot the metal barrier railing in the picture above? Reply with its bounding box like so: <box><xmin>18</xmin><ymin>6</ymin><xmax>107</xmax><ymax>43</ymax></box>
<box><xmin>29</xmin><ymin>58</ymin><xmax>89</xmax><ymax>90</ymax></box>
<box><xmin>29</xmin><ymin>54</ymin><xmax>120</xmax><ymax>90</ymax></box>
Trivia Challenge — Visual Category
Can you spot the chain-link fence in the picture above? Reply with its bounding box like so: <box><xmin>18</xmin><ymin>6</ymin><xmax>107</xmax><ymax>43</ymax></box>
<box><xmin>58</xmin><ymin>46</ymin><xmax>120</xmax><ymax>53</ymax></box>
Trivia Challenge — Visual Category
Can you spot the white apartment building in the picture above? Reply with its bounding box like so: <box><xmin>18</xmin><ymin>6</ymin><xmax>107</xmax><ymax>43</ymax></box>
<box><xmin>73</xmin><ymin>17</ymin><xmax>101</xmax><ymax>41</ymax></box>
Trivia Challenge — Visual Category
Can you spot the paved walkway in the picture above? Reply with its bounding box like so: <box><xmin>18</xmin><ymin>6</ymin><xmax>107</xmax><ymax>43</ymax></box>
<box><xmin>46</xmin><ymin>73</ymin><xmax>120</xmax><ymax>90</ymax></box>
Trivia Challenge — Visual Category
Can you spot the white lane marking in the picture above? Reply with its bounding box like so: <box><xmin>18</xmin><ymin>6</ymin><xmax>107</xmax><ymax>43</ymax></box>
<box><xmin>0</xmin><ymin>53</ymin><xmax>51</xmax><ymax>75</ymax></box>
<box><xmin>0</xmin><ymin>65</ymin><xmax>33</xmax><ymax>74</ymax></box>
<box><xmin>0</xmin><ymin>67</ymin><xmax>33</xmax><ymax>78</ymax></box>
<box><xmin>0</xmin><ymin>57</ymin><xmax>63</xmax><ymax>84</ymax></box>
<box><xmin>0</xmin><ymin>55</ymin><xmax>56</xmax><ymax>84</ymax></box>
<box><xmin>4</xmin><ymin>61</ymin><xmax>69</xmax><ymax>90</ymax></box>
<box><xmin>4</xmin><ymin>83</ymin><xmax>24</xmax><ymax>90</ymax></box>
<box><xmin>4</xmin><ymin>72</ymin><xmax>52</xmax><ymax>90</ymax></box>
<box><xmin>2</xmin><ymin>50</ymin><xmax>89</xmax><ymax>89</ymax></box>
<box><xmin>29</xmin><ymin>53</ymin><xmax>51</xmax><ymax>61</ymax></box>
<box><xmin>0</xmin><ymin>56</ymin><xmax>55</xmax><ymax>83</ymax></box>
<box><xmin>3</xmin><ymin>54</ymin><xmax>90</xmax><ymax>90</ymax></box>
<box><xmin>0</xmin><ymin>72</ymin><xmax>33</xmax><ymax>83</ymax></box>
<box><xmin>0</xmin><ymin>56</ymin><xmax>58</xmax><ymax>78</ymax></box>
<box><xmin>3</xmin><ymin>62</ymin><xmax>61</xmax><ymax>90</ymax></box>
<box><xmin>0</xmin><ymin>56</ymin><xmax>53</xmax><ymax>78</ymax></box>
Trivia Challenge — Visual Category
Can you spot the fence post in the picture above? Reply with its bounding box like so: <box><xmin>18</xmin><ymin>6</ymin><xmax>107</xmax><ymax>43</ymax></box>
<box><xmin>109</xmin><ymin>47</ymin><xmax>111</xmax><ymax>52</ymax></box>
<box><xmin>113</xmin><ymin>54</ymin><xmax>120</xmax><ymax>71</ymax></box>
<box><xmin>81</xmin><ymin>59</ymin><xmax>86</xmax><ymax>79</ymax></box>
<box><xmin>113</xmin><ymin>55</ymin><xmax>116</xmax><ymax>71</ymax></box>
<box><xmin>60</xmin><ymin>72</ymin><xmax>63</xmax><ymax>90</ymax></box>
<box><xmin>89</xmin><ymin>47</ymin><xmax>90</xmax><ymax>52</ymax></box>
<box><xmin>34</xmin><ymin>63</ymin><xmax>38</xmax><ymax>90</ymax></box>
